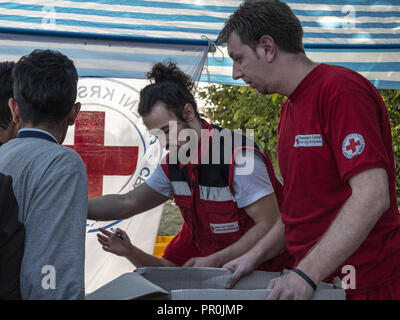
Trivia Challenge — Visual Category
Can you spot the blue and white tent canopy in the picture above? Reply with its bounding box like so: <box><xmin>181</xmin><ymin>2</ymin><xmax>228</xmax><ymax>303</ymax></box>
<box><xmin>0</xmin><ymin>0</ymin><xmax>399</xmax><ymax>88</ymax></box>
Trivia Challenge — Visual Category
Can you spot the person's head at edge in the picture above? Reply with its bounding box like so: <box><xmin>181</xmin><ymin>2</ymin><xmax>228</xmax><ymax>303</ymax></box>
<box><xmin>216</xmin><ymin>0</ymin><xmax>313</xmax><ymax>96</ymax></box>
<box><xmin>138</xmin><ymin>61</ymin><xmax>203</xmax><ymax>152</ymax></box>
<box><xmin>9</xmin><ymin>49</ymin><xmax>81</xmax><ymax>144</ymax></box>
<box><xmin>0</xmin><ymin>61</ymin><xmax>17</xmax><ymax>144</ymax></box>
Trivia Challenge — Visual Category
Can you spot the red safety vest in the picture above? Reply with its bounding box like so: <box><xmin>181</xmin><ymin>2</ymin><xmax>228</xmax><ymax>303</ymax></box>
<box><xmin>161</xmin><ymin>120</ymin><xmax>293</xmax><ymax>270</ymax></box>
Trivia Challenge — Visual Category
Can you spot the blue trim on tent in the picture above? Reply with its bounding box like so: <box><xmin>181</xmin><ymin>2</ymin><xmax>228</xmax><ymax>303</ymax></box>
<box><xmin>301</xmin><ymin>21</ymin><xmax>400</xmax><ymax>29</ymax></box>
<box><xmin>57</xmin><ymin>0</ymin><xmax>239</xmax><ymax>13</ymax></box>
<box><xmin>77</xmin><ymin>68</ymin><xmax>146</xmax><ymax>78</ymax></box>
<box><xmin>200</xmin><ymin>75</ymin><xmax>400</xmax><ymax>90</ymax></box>
<box><xmin>303</xmin><ymin>44</ymin><xmax>400</xmax><ymax>49</ymax></box>
<box><xmin>302</xmin><ymin>32</ymin><xmax>399</xmax><ymax>39</ymax></box>
<box><xmin>0</xmin><ymin>26</ymin><xmax>209</xmax><ymax>47</ymax></box>
<box><xmin>369</xmin><ymin>80</ymin><xmax>400</xmax><ymax>89</ymax></box>
<box><xmin>2</xmin><ymin>26</ymin><xmax>398</xmax><ymax>51</ymax></box>
<box><xmin>0</xmin><ymin>14</ymin><xmax>220</xmax><ymax>35</ymax></box>
<box><xmin>305</xmin><ymin>47</ymin><xmax>400</xmax><ymax>52</ymax></box>
<box><xmin>0</xmin><ymin>44</ymin><xmax>207</xmax><ymax>64</ymax></box>
<box><xmin>0</xmin><ymin>15</ymin><xmax>398</xmax><ymax>40</ymax></box>
<box><xmin>200</xmin><ymin>74</ymin><xmax>245</xmax><ymax>85</ymax></box>
<box><xmin>287</xmin><ymin>0</ymin><xmax>398</xmax><ymax>5</ymax></box>
<box><xmin>3</xmin><ymin>3</ymin><xmax>400</xmax><ymax>24</ymax></box>
<box><xmin>292</xmin><ymin>9</ymin><xmax>400</xmax><ymax>18</ymax></box>
<box><xmin>206</xmin><ymin>59</ymin><xmax>400</xmax><ymax>72</ymax></box>
<box><xmin>61</xmin><ymin>0</ymin><xmax>400</xmax><ymax>13</ymax></box>
<box><xmin>1</xmin><ymin>3</ymin><xmax>228</xmax><ymax>23</ymax></box>
<box><xmin>326</xmin><ymin>62</ymin><xmax>400</xmax><ymax>72</ymax></box>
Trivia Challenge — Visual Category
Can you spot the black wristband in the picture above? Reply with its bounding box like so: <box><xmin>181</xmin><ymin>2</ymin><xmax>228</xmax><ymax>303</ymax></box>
<box><xmin>292</xmin><ymin>268</ymin><xmax>317</xmax><ymax>291</ymax></box>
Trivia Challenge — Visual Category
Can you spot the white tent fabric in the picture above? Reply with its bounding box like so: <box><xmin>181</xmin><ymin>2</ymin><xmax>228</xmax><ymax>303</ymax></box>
<box><xmin>64</xmin><ymin>78</ymin><xmax>167</xmax><ymax>294</ymax></box>
<box><xmin>0</xmin><ymin>31</ymin><xmax>208</xmax><ymax>79</ymax></box>
<box><xmin>0</xmin><ymin>0</ymin><xmax>398</xmax><ymax>88</ymax></box>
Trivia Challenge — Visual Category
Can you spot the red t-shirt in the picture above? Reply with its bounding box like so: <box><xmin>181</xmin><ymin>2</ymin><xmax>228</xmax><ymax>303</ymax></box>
<box><xmin>277</xmin><ymin>63</ymin><xmax>400</xmax><ymax>295</ymax></box>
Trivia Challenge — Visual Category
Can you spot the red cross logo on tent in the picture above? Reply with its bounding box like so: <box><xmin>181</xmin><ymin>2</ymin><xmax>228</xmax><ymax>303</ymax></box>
<box><xmin>342</xmin><ymin>133</ymin><xmax>365</xmax><ymax>159</ymax></box>
<box><xmin>66</xmin><ymin>111</ymin><xmax>139</xmax><ymax>198</ymax></box>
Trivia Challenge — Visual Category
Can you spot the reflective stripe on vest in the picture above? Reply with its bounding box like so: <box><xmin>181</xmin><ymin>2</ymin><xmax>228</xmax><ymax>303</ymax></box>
<box><xmin>171</xmin><ymin>182</ymin><xmax>235</xmax><ymax>202</ymax></box>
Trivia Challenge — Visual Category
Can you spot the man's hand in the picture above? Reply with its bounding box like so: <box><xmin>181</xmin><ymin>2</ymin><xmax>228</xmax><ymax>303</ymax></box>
<box><xmin>223</xmin><ymin>252</ymin><xmax>259</xmax><ymax>289</ymax></box>
<box><xmin>183</xmin><ymin>255</ymin><xmax>220</xmax><ymax>268</ymax></box>
<box><xmin>97</xmin><ymin>228</ymin><xmax>132</xmax><ymax>257</ymax></box>
<box><xmin>266</xmin><ymin>271</ymin><xmax>315</xmax><ymax>300</ymax></box>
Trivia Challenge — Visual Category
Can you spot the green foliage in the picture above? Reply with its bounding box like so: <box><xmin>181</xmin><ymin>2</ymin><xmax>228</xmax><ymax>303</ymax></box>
<box><xmin>380</xmin><ymin>89</ymin><xmax>400</xmax><ymax>201</ymax></box>
<box><xmin>158</xmin><ymin>200</ymin><xmax>183</xmax><ymax>236</ymax></box>
<box><xmin>198</xmin><ymin>85</ymin><xmax>400</xmax><ymax>199</ymax></box>
<box><xmin>198</xmin><ymin>84</ymin><xmax>284</xmax><ymax>175</ymax></box>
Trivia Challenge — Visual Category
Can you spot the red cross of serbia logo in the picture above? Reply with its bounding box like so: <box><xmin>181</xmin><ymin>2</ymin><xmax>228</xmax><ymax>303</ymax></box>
<box><xmin>342</xmin><ymin>133</ymin><xmax>365</xmax><ymax>159</ymax></box>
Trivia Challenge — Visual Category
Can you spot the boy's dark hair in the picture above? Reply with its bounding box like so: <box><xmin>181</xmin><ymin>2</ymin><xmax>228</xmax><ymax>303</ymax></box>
<box><xmin>138</xmin><ymin>61</ymin><xmax>199</xmax><ymax>121</ymax></box>
<box><xmin>216</xmin><ymin>0</ymin><xmax>305</xmax><ymax>54</ymax></box>
<box><xmin>12</xmin><ymin>49</ymin><xmax>78</xmax><ymax>125</ymax></box>
<box><xmin>0</xmin><ymin>62</ymin><xmax>15</xmax><ymax>130</ymax></box>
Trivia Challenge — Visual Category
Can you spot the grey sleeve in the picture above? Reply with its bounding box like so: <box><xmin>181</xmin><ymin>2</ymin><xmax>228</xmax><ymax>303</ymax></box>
<box><xmin>20</xmin><ymin>155</ymin><xmax>88</xmax><ymax>300</ymax></box>
<box><xmin>232</xmin><ymin>150</ymin><xmax>275</xmax><ymax>208</ymax></box>
<box><xmin>144</xmin><ymin>163</ymin><xmax>173</xmax><ymax>199</ymax></box>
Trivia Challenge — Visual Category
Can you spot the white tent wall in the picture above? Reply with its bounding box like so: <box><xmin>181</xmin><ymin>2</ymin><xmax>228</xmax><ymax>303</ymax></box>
<box><xmin>64</xmin><ymin>77</ymin><xmax>168</xmax><ymax>294</ymax></box>
<box><xmin>0</xmin><ymin>30</ymin><xmax>209</xmax><ymax>79</ymax></box>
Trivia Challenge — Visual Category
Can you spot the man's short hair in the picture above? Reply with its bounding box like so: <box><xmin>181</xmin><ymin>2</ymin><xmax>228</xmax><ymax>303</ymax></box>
<box><xmin>12</xmin><ymin>49</ymin><xmax>78</xmax><ymax>126</ymax></box>
<box><xmin>216</xmin><ymin>0</ymin><xmax>305</xmax><ymax>54</ymax></box>
<box><xmin>0</xmin><ymin>61</ymin><xmax>15</xmax><ymax>130</ymax></box>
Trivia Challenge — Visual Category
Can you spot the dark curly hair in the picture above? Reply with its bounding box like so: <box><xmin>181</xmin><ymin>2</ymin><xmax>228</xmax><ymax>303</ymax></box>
<box><xmin>138</xmin><ymin>61</ymin><xmax>199</xmax><ymax>121</ymax></box>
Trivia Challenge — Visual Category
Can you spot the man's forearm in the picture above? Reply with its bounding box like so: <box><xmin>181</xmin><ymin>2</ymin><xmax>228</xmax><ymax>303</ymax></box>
<box><xmin>297</xmin><ymin>168</ymin><xmax>390</xmax><ymax>285</ymax></box>
<box><xmin>126</xmin><ymin>245</ymin><xmax>177</xmax><ymax>268</ymax></box>
<box><xmin>250</xmin><ymin>216</ymin><xmax>286</xmax><ymax>266</ymax></box>
<box><xmin>211</xmin><ymin>220</ymin><xmax>272</xmax><ymax>267</ymax></box>
<box><xmin>217</xmin><ymin>216</ymin><xmax>286</xmax><ymax>267</ymax></box>
<box><xmin>88</xmin><ymin>193</ymin><xmax>135</xmax><ymax>221</ymax></box>
<box><xmin>88</xmin><ymin>183</ymin><xmax>169</xmax><ymax>221</ymax></box>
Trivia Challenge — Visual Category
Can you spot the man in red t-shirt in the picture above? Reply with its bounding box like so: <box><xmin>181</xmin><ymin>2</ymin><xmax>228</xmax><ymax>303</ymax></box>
<box><xmin>217</xmin><ymin>0</ymin><xmax>400</xmax><ymax>299</ymax></box>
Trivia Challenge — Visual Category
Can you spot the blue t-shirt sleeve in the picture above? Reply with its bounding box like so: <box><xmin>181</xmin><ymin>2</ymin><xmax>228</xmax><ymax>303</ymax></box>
<box><xmin>144</xmin><ymin>163</ymin><xmax>173</xmax><ymax>199</ymax></box>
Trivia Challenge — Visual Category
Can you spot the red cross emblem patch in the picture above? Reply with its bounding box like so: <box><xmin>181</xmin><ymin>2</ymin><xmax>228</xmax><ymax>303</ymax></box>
<box><xmin>342</xmin><ymin>133</ymin><xmax>365</xmax><ymax>159</ymax></box>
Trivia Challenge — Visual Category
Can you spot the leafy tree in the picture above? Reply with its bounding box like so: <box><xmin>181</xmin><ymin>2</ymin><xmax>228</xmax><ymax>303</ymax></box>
<box><xmin>198</xmin><ymin>85</ymin><xmax>400</xmax><ymax>200</ymax></box>
<box><xmin>197</xmin><ymin>85</ymin><xmax>284</xmax><ymax>175</ymax></box>
<box><xmin>380</xmin><ymin>89</ymin><xmax>400</xmax><ymax>201</ymax></box>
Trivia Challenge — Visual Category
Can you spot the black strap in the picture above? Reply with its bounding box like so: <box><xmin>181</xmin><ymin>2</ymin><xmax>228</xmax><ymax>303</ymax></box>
<box><xmin>17</xmin><ymin>130</ymin><xmax>58</xmax><ymax>144</ymax></box>
<box><xmin>292</xmin><ymin>268</ymin><xmax>317</xmax><ymax>291</ymax></box>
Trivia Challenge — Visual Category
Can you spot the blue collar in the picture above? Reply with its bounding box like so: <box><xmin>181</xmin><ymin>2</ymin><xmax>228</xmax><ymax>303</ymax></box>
<box><xmin>17</xmin><ymin>129</ymin><xmax>59</xmax><ymax>144</ymax></box>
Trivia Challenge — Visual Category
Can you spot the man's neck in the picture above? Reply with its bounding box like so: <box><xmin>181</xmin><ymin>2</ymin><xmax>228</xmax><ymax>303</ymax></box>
<box><xmin>275</xmin><ymin>53</ymin><xmax>318</xmax><ymax>97</ymax></box>
<box><xmin>187</xmin><ymin>117</ymin><xmax>204</xmax><ymax>139</ymax></box>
